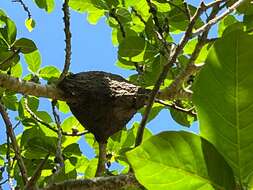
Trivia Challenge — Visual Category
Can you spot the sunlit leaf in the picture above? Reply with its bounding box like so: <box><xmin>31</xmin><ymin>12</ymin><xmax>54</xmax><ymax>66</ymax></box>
<box><xmin>34</xmin><ymin>0</ymin><xmax>55</xmax><ymax>13</ymax></box>
<box><xmin>38</xmin><ymin>65</ymin><xmax>60</xmax><ymax>80</ymax></box>
<box><xmin>127</xmin><ymin>131</ymin><xmax>235</xmax><ymax>190</ymax></box>
<box><xmin>25</xmin><ymin>18</ymin><xmax>36</xmax><ymax>32</ymax></box>
<box><xmin>193</xmin><ymin>30</ymin><xmax>253</xmax><ymax>185</ymax></box>
<box><xmin>24</xmin><ymin>50</ymin><xmax>41</xmax><ymax>73</ymax></box>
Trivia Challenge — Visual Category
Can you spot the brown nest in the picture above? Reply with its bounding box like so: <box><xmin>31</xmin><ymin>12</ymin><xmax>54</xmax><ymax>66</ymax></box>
<box><xmin>58</xmin><ymin>71</ymin><xmax>150</xmax><ymax>143</ymax></box>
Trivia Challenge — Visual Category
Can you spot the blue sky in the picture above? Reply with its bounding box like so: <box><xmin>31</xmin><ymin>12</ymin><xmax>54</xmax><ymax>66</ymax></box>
<box><xmin>0</xmin><ymin>0</ymin><xmax>199</xmax><ymax>188</ymax></box>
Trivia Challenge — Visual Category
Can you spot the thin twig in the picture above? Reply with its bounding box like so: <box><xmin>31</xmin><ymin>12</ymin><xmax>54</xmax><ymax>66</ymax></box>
<box><xmin>193</xmin><ymin>0</ymin><xmax>247</xmax><ymax>36</ymax></box>
<box><xmin>25</xmin><ymin>154</ymin><xmax>50</xmax><ymax>189</ymax></box>
<box><xmin>24</xmin><ymin>96</ymin><xmax>88</xmax><ymax>136</ymax></box>
<box><xmin>51</xmin><ymin>101</ymin><xmax>64</xmax><ymax>168</ymax></box>
<box><xmin>146</xmin><ymin>0</ymin><xmax>163</xmax><ymax>36</ymax></box>
<box><xmin>204</xmin><ymin>0</ymin><xmax>227</xmax><ymax>9</ymax></box>
<box><xmin>59</xmin><ymin>0</ymin><xmax>72</xmax><ymax>82</ymax></box>
<box><xmin>6</xmin><ymin>134</ymin><xmax>14</xmax><ymax>190</ymax></box>
<box><xmin>0</xmin><ymin>102</ymin><xmax>28</xmax><ymax>185</ymax></box>
<box><xmin>155</xmin><ymin>99</ymin><xmax>196</xmax><ymax>117</ymax></box>
<box><xmin>160</xmin><ymin>1</ymin><xmax>223</xmax><ymax>100</ymax></box>
<box><xmin>109</xmin><ymin>9</ymin><xmax>126</xmax><ymax>38</ymax></box>
<box><xmin>135</xmin><ymin>2</ymin><xmax>206</xmax><ymax>147</ymax></box>
<box><xmin>183</xmin><ymin>1</ymin><xmax>191</xmax><ymax>21</ymax></box>
<box><xmin>0</xmin><ymin>179</ymin><xmax>8</xmax><ymax>186</ymax></box>
<box><xmin>11</xmin><ymin>0</ymin><xmax>31</xmax><ymax>18</ymax></box>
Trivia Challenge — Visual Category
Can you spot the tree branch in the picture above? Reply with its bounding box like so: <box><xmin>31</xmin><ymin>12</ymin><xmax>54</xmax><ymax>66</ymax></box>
<box><xmin>59</xmin><ymin>0</ymin><xmax>72</xmax><ymax>82</ymax></box>
<box><xmin>95</xmin><ymin>143</ymin><xmax>107</xmax><ymax>177</ymax></box>
<box><xmin>160</xmin><ymin>1</ymin><xmax>223</xmax><ymax>100</ymax></box>
<box><xmin>109</xmin><ymin>9</ymin><xmax>126</xmax><ymax>38</ymax></box>
<box><xmin>51</xmin><ymin>101</ymin><xmax>64</xmax><ymax>168</ymax></box>
<box><xmin>24</xmin><ymin>154</ymin><xmax>50</xmax><ymax>190</ymax></box>
<box><xmin>0</xmin><ymin>73</ymin><xmax>65</xmax><ymax>100</ymax></box>
<box><xmin>24</xmin><ymin>96</ymin><xmax>88</xmax><ymax>136</ymax></box>
<box><xmin>193</xmin><ymin>0</ymin><xmax>247</xmax><ymax>37</ymax></box>
<box><xmin>135</xmin><ymin>2</ymin><xmax>205</xmax><ymax>147</ymax></box>
<box><xmin>0</xmin><ymin>103</ymin><xmax>28</xmax><ymax>185</ymax></box>
<box><xmin>42</xmin><ymin>174</ymin><xmax>141</xmax><ymax>190</ymax></box>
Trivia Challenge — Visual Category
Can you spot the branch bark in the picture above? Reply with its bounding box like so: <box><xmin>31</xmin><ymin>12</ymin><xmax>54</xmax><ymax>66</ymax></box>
<box><xmin>0</xmin><ymin>73</ymin><xmax>65</xmax><ymax>100</ymax></box>
<box><xmin>42</xmin><ymin>174</ymin><xmax>141</xmax><ymax>190</ymax></box>
<box><xmin>0</xmin><ymin>103</ymin><xmax>28</xmax><ymax>185</ymax></box>
<box><xmin>59</xmin><ymin>0</ymin><xmax>72</xmax><ymax>82</ymax></box>
<box><xmin>193</xmin><ymin>0</ymin><xmax>247</xmax><ymax>37</ymax></box>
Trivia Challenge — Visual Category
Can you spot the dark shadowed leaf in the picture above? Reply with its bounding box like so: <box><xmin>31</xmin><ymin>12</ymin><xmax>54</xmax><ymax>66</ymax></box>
<box><xmin>118</xmin><ymin>36</ymin><xmax>145</xmax><ymax>57</ymax></box>
<box><xmin>13</xmin><ymin>38</ymin><xmax>37</xmax><ymax>54</ymax></box>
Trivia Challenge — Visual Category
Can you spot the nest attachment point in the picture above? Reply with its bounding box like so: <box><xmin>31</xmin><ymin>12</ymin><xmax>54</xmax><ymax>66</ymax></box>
<box><xmin>58</xmin><ymin>71</ymin><xmax>150</xmax><ymax>143</ymax></box>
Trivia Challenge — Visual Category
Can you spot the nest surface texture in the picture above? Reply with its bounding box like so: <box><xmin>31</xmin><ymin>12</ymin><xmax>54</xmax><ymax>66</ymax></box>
<box><xmin>58</xmin><ymin>71</ymin><xmax>149</xmax><ymax>143</ymax></box>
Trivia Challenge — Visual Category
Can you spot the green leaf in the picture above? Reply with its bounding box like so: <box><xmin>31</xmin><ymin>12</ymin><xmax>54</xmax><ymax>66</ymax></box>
<box><xmin>118</xmin><ymin>36</ymin><xmax>145</xmax><ymax>57</ymax></box>
<box><xmin>21</xmin><ymin>127</ymin><xmax>58</xmax><ymax>158</ymax></box>
<box><xmin>84</xmin><ymin>158</ymin><xmax>98</xmax><ymax>178</ymax></box>
<box><xmin>24</xmin><ymin>50</ymin><xmax>41</xmax><ymax>73</ymax></box>
<box><xmin>26</xmin><ymin>96</ymin><xmax>39</xmax><ymax>112</ymax></box>
<box><xmin>56</xmin><ymin>101</ymin><xmax>70</xmax><ymax>114</ymax></box>
<box><xmin>38</xmin><ymin>66</ymin><xmax>60</xmax><ymax>80</ymax></box>
<box><xmin>87</xmin><ymin>9</ymin><xmax>104</xmax><ymax>24</ymax></box>
<box><xmin>34</xmin><ymin>0</ymin><xmax>55</xmax><ymax>13</ymax></box>
<box><xmin>61</xmin><ymin>116</ymin><xmax>83</xmax><ymax>132</ymax></box>
<box><xmin>25</xmin><ymin>18</ymin><xmax>36</xmax><ymax>32</ymax></box>
<box><xmin>13</xmin><ymin>38</ymin><xmax>37</xmax><ymax>54</ymax></box>
<box><xmin>69</xmin><ymin>0</ymin><xmax>93</xmax><ymax>12</ymax></box>
<box><xmin>2</xmin><ymin>95</ymin><xmax>18</xmax><ymax>111</ymax></box>
<box><xmin>127</xmin><ymin>131</ymin><xmax>235</xmax><ymax>190</ymax></box>
<box><xmin>193</xmin><ymin>30</ymin><xmax>253</xmax><ymax>185</ymax></box>
<box><xmin>0</xmin><ymin>38</ymin><xmax>8</xmax><ymax>51</ymax></box>
<box><xmin>183</xmin><ymin>39</ymin><xmax>212</xmax><ymax>64</ymax></box>
<box><xmin>61</xmin><ymin>116</ymin><xmax>83</xmax><ymax>147</ymax></box>
<box><xmin>229</xmin><ymin>0</ymin><xmax>253</xmax><ymax>15</ymax></box>
<box><xmin>11</xmin><ymin>62</ymin><xmax>22</xmax><ymax>78</ymax></box>
<box><xmin>115</xmin><ymin>8</ymin><xmax>132</xmax><ymax>23</ymax></box>
<box><xmin>0</xmin><ymin>50</ymin><xmax>20</xmax><ymax>71</ymax></box>
<box><xmin>0</xmin><ymin>15</ymin><xmax>17</xmax><ymax>45</ymax></box>
<box><xmin>0</xmin><ymin>156</ymin><xmax>4</xmax><ymax>166</ymax></box>
<box><xmin>170</xmin><ymin>109</ymin><xmax>194</xmax><ymax>127</ymax></box>
<box><xmin>107</xmin><ymin>122</ymin><xmax>152</xmax><ymax>158</ymax></box>
<box><xmin>75</xmin><ymin>156</ymin><xmax>89</xmax><ymax>173</ymax></box>
<box><xmin>63</xmin><ymin>143</ymin><xmax>82</xmax><ymax>157</ymax></box>
<box><xmin>218</xmin><ymin>15</ymin><xmax>237</xmax><ymax>37</ymax></box>
<box><xmin>35</xmin><ymin>111</ymin><xmax>52</xmax><ymax>123</ymax></box>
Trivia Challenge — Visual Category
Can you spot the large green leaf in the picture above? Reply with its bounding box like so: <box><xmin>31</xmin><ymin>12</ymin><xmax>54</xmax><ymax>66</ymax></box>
<box><xmin>127</xmin><ymin>131</ymin><xmax>235</xmax><ymax>190</ymax></box>
<box><xmin>193</xmin><ymin>30</ymin><xmax>253</xmax><ymax>185</ymax></box>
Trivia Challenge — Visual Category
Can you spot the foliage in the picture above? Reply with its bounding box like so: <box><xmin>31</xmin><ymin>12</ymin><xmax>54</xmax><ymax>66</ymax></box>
<box><xmin>0</xmin><ymin>0</ymin><xmax>253</xmax><ymax>190</ymax></box>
